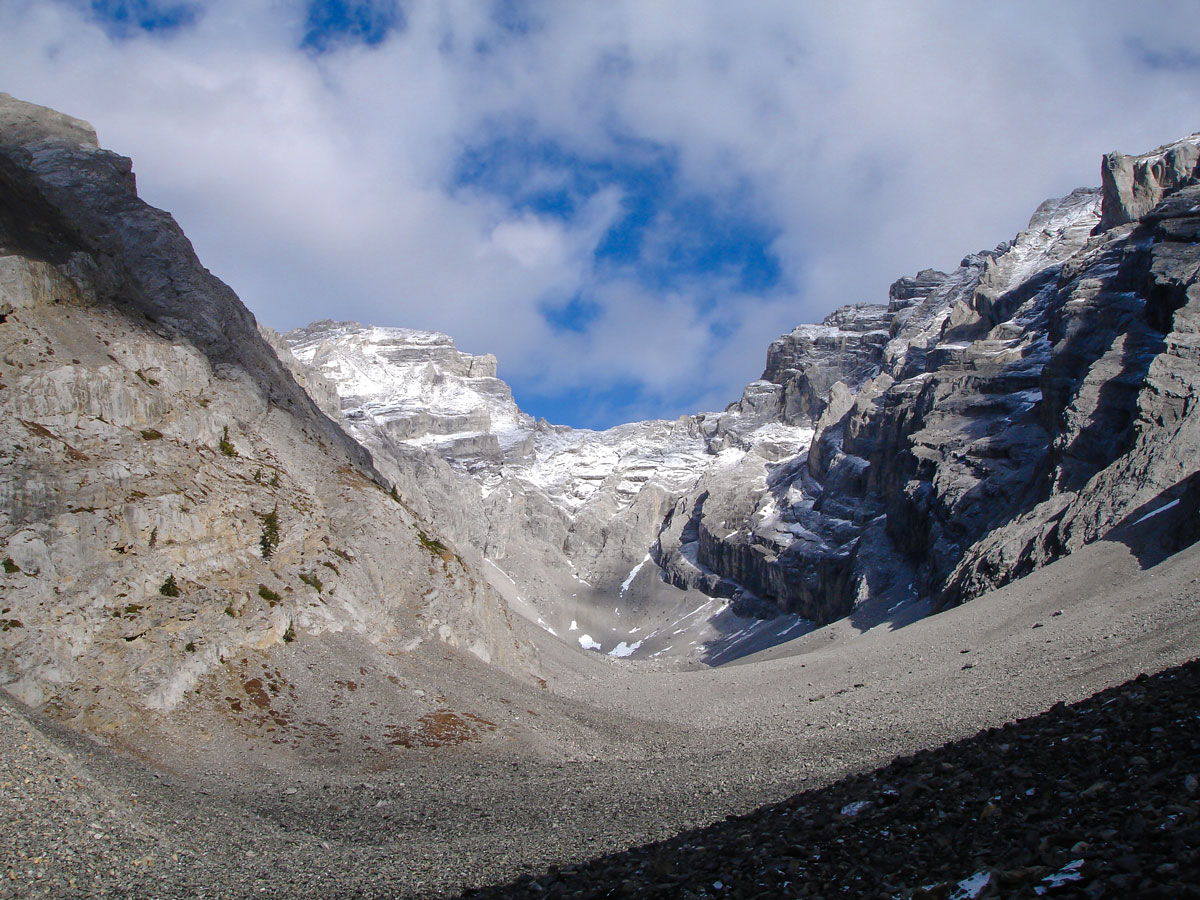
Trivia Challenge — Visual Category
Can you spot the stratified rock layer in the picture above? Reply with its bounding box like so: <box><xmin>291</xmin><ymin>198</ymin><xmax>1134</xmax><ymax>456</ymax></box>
<box><xmin>284</xmin><ymin>320</ymin><xmax>748</xmax><ymax>663</ymax></box>
<box><xmin>659</xmin><ymin>137</ymin><xmax>1200</xmax><ymax>626</ymax></box>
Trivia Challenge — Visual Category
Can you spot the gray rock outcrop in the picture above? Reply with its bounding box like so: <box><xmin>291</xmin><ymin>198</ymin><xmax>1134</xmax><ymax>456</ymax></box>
<box><xmin>9</xmin><ymin>86</ymin><xmax>1196</xmax><ymax>686</ymax></box>
<box><xmin>1097</xmin><ymin>133</ymin><xmax>1200</xmax><ymax>231</ymax></box>
<box><xmin>656</xmin><ymin>136</ymin><xmax>1200</xmax><ymax>628</ymax></box>
<box><xmin>282</xmin><ymin>321</ymin><xmax>734</xmax><ymax>661</ymax></box>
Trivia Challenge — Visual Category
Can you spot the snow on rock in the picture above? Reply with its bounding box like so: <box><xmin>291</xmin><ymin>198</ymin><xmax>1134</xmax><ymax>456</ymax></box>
<box><xmin>285</xmin><ymin>321</ymin><xmax>530</xmax><ymax>463</ymax></box>
<box><xmin>621</xmin><ymin>553</ymin><xmax>652</xmax><ymax>594</ymax></box>
<box><xmin>950</xmin><ymin>871</ymin><xmax>992</xmax><ymax>900</ymax></box>
<box><xmin>607</xmin><ymin>640</ymin><xmax>643</xmax><ymax>658</ymax></box>
<box><xmin>1132</xmin><ymin>498</ymin><xmax>1181</xmax><ymax>526</ymax></box>
<box><xmin>1034</xmin><ymin>860</ymin><xmax>1085</xmax><ymax>894</ymax></box>
<box><xmin>577</xmin><ymin>634</ymin><xmax>602</xmax><ymax>651</ymax></box>
<box><xmin>518</xmin><ymin>418</ymin><xmax>710</xmax><ymax>511</ymax></box>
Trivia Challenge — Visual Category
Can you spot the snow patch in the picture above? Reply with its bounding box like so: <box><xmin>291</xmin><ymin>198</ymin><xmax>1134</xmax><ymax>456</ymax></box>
<box><xmin>1132</xmin><ymin>498</ymin><xmax>1180</xmax><ymax>526</ymax></box>
<box><xmin>1034</xmin><ymin>860</ymin><xmax>1085</xmax><ymax>894</ymax></box>
<box><xmin>608</xmin><ymin>640</ymin><xmax>643</xmax><ymax>658</ymax></box>
<box><xmin>620</xmin><ymin>553</ymin><xmax>652</xmax><ymax>593</ymax></box>
<box><xmin>950</xmin><ymin>871</ymin><xmax>992</xmax><ymax>899</ymax></box>
<box><xmin>577</xmin><ymin>634</ymin><xmax>601</xmax><ymax>651</ymax></box>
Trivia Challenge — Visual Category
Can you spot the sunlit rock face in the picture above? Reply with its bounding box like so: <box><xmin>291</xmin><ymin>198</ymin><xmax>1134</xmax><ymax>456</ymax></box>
<box><xmin>665</xmin><ymin>134</ymin><xmax>1200</xmax><ymax>624</ymax></box>
<box><xmin>0</xmin><ymin>93</ymin><xmax>536</xmax><ymax>739</ymax></box>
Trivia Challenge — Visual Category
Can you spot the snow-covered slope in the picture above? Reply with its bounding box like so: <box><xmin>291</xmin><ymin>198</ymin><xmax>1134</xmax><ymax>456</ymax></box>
<box><xmin>287</xmin><ymin>322</ymin><xmax>532</xmax><ymax>465</ymax></box>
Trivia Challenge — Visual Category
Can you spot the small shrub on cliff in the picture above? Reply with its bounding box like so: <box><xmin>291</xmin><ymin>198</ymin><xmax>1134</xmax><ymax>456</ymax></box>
<box><xmin>417</xmin><ymin>531</ymin><xmax>448</xmax><ymax>556</ymax></box>
<box><xmin>2</xmin><ymin>558</ymin><xmax>19</xmax><ymax>574</ymax></box>
<box><xmin>258</xmin><ymin>584</ymin><xmax>281</xmax><ymax>606</ymax></box>
<box><xmin>140</xmin><ymin>428</ymin><xmax>162</xmax><ymax>440</ymax></box>
<box><xmin>159</xmin><ymin>574</ymin><xmax>180</xmax><ymax>597</ymax></box>
<box><xmin>299</xmin><ymin>571</ymin><xmax>323</xmax><ymax>592</ymax></box>
<box><xmin>218</xmin><ymin>425</ymin><xmax>238</xmax><ymax>457</ymax></box>
<box><xmin>259</xmin><ymin>506</ymin><xmax>280</xmax><ymax>559</ymax></box>
<box><xmin>283</xmin><ymin>622</ymin><xmax>296</xmax><ymax>643</ymax></box>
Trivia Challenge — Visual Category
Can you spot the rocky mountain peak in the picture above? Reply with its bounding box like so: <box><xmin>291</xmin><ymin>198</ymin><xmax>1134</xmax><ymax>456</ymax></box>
<box><xmin>7</xmin><ymin>88</ymin><xmax>1200</xmax><ymax>696</ymax></box>
<box><xmin>1097</xmin><ymin>132</ymin><xmax>1200</xmax><ymax>231</ymax></box>
<box><xmin>278</xmin><ymin>130</ymin><xmax>1200</xmax><ymax>665</ymax></box>
<box><xmin>0</xmin><ymin>92</ymin><xmax>98</xmax><ymax>150</ymax></box>
<box><xmin>285</xmin><ymin>319</ymin><xmax>527</xmax><ymax>465</ymax></box>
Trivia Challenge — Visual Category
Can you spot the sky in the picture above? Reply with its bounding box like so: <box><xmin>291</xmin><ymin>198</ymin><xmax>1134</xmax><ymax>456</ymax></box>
<box><xmin>1</xmin><ymin>2</ymin><xmax>1199</xmax><ymax>429</ymax></box>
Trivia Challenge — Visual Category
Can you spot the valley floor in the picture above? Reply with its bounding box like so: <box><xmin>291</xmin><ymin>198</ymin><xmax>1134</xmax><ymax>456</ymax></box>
<box><xmin>3</xmin><ymin>535</ymin><xmax>1200</xmax><ymax>899</ymax></box>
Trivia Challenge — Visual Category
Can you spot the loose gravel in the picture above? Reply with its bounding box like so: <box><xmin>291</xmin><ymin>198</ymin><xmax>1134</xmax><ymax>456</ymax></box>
<box><xmin>459</xmin><ymin>660</ymin><xmax>1200</xmax><ymax>900</ymax></box>
<box><xmin>1</xmin><ymin>540</ymin><xmax>1199</xmax><ymax>898</ymax></box>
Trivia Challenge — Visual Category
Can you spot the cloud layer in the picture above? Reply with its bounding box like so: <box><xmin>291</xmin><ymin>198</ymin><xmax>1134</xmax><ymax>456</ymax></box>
<box><xmin>3</xmin><ymin>1</ymin><xmax>1199</xmax><ymax>427</ymax></box>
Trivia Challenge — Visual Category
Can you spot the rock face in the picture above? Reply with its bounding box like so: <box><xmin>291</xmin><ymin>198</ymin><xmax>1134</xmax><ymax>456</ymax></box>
<box><xmin>1097</xmin><ymin>133</ymin><xmax>1200</xmax><ymax>231</ymax></box>
<box><xmin>287</xmin><ymin>321</ymin><xmax>528</xmax><ymax>464</ymax></box>
<box><xmin>657</xmin><ymin>138</ymin><xmax>1200</xmax><ymax>627</ymax></box>
<box><xmin>286</xmin><ymin>134</ymin><xmax>1200</xmax><ymax>659</ymax></box>
<box><xmin>7</xmin><ymin>87</ymin><xmax>1197</xmax><ymax>687</ymax></box>
<box><xmin>0</xmin><ymin>94</ymin><xmax>536</xmax><ymax>742</ymax></box>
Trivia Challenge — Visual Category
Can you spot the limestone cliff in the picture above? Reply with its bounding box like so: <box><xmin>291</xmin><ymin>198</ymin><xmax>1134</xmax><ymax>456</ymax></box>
<box><xmin>11</xmin><ymin>85</ymin><xmax>1195</xmax><ymax>687</ymax></box>
<box><xmin>282</xmin><ymin>321</ymin><xmax>748</xmax><ymax>663</ymax></box>
<box><xmin>0</xmin><ymin>94</ymin><xmax>536</xmax><ymax>750</ymax></box>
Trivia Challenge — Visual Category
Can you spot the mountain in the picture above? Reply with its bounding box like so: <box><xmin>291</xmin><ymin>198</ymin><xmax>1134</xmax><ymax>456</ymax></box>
<box><xmin>285</xmin><ymin>138</ymin><xmax>1200</xmax><ymax>664</ymax></box>
<box><xmin>3</xmin><ymin>93</ymin><xmax>1200</xmax><ymax>900</ymax></box>
<box><xmin>282</xmin><ymin>321</ymin><xmax>820</xmax><ymax>664</ymax></box>
<box><xmin>0</xmin><ymin>93</ymin><xmax>537</xmax><ymax>749</ymax></box>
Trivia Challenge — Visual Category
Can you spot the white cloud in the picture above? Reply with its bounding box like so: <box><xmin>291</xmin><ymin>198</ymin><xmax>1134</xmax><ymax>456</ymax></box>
<box><xmin>2</xmin><ymin>0</ymin><xmax>1200</xmax><ymax>427</ymax></box>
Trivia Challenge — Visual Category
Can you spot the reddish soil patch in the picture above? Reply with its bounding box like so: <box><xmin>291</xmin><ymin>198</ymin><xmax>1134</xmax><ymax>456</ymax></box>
<box><xmin>386</xmin><ymin>709</ymin><xmax>497</xmax><ymax>749</ymax></box>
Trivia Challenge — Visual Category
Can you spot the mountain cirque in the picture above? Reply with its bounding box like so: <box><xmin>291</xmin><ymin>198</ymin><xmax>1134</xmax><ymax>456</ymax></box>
<box><xmin>0</xmin><ymin>91</ymin><xmax>1199</xmax><ymax>899</ymax></box>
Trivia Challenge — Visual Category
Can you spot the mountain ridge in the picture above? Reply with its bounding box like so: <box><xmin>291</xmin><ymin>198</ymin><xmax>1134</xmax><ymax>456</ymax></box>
<box><xmin>0</xmin><ymin>92</ymin><xmax>540</xmax><ymax>739</ymax></box>
<box><xmin>283</xmin><ymin>136</ymin><xmax>1200</xmax><ymax>663</ymax></box>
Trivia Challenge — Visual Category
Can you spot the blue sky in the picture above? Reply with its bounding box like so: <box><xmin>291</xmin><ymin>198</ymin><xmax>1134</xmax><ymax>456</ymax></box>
<box><xmin>85</xmin><ymin>0</ymin><xmax>198</xmax><ymax>37</ymax></box>
<box><xmin>4</xmin><ymin>1</ymin><xmax>1200</xmax><ymax>428</ymax></box>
